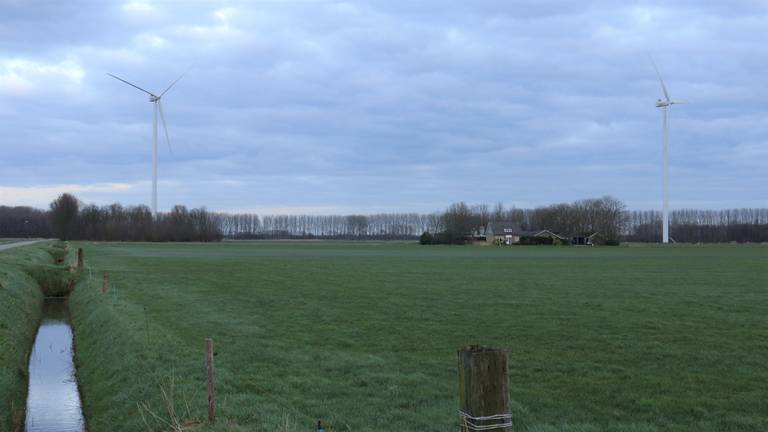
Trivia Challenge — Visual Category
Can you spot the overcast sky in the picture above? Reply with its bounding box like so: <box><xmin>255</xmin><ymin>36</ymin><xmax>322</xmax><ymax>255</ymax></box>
<box><xmin>1</xmin><ymin>1</ymin><xmax>766</xmax><ymax>213</ymax></box>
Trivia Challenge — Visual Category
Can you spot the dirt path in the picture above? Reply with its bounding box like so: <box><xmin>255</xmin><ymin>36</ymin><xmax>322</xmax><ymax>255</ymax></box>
<box><xmin>0</xmin><ymin>239</ymin><xmax>46</xmax><ymax>252</ymax></box>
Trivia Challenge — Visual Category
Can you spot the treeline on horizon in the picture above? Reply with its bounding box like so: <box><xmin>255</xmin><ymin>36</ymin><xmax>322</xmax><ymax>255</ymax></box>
<box><xmin>1</xmin><ymin>193</ymin><xmax>767</xmax><ymax>243</ymax></box>
<box><xmin>0</xmin><ymin>194</ymin><xmax>221</xmax><ymax>242</ymax></box>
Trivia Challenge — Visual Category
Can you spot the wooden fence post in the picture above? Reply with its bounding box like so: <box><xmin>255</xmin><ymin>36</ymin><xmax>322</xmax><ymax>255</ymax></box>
<box><xmin>102</xmin><ymin>272</ymin><xmax>109</xmax><ymax>294</ymax></box>
<box><xmin>76</xmin><ymin>248</ymin><xmax>84</xmax><ymax>270</ymax></box>
<box><xmin>206</xmin><ymin>337</ymin><xmax>216</xmax><ymax>423</ymax></box>
<box><xmin>457</xmin><ymin>345</ymin><xmax>512</xmax><ymax>431</ymax></box>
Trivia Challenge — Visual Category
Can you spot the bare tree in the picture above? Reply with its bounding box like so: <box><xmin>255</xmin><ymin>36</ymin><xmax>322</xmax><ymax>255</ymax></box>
<box><xmin>346</xmin><ymin>215</ymin><xmax>369</xmax><ymax>237</ymax></box>
<box><xmin>442</xmin><ymin>202</ymin><xmax>474</xmax><ymax>244</ymax></box>
<box><xmin>49</xmin><ymin>193</ymin><xmax>79</xmax><ymax>240</ymax></box>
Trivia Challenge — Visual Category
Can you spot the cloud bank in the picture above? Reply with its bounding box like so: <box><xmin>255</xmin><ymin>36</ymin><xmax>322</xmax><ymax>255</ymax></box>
<box><xmin>1</xmin><ymin>1</ymin><xmax>766</xmax><ymax>212</ymax></box>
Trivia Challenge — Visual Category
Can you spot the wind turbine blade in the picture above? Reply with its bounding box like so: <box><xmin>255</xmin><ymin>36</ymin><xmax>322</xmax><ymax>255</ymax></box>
<box><xmin>159</xmin><ymin>68</ymin><xmax>190</xmax><ymax>97</ymax></box>
<box><xmin>649</xmin><ymin>56</ymin><xmax>670</xmax><ymax>101</ymax></box>
<box><xmin>157</xmin><ymin>100</ymin><xmax>172</xmax><ymax>155</ymax></box>
<box><xmin>107</xmin><ymin>73</ymin><xmax>156</xmax><ymax>97</ymax></box>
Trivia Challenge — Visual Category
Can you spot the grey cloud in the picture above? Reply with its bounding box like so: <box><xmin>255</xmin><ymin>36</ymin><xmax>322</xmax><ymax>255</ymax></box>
<box><xmin>0</xmin><ymin>1</ymin><xmax>766</xmax><ymax>211</ymax></box>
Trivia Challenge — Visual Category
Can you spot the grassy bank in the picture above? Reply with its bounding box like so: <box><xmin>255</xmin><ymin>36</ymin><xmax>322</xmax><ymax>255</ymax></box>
<box><xmin>0</xmin><ymin>241</ymin><xmax>69</xmax><ymax>432</ymax></box>
<box><xmin>70</xmin><ymin>242</ymin><xmax>767</xmax><ymax>431</ymax></box>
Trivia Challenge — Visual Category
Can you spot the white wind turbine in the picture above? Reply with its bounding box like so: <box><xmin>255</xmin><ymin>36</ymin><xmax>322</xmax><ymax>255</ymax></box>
<box><xmin>651</xmin><ymin>59</ymin><xmax>686</xmax><ymax>244</ymax></box>
<box><xmin>108</xmin><ymin>72</ymin><xmax>185</xmax><ymax>217</ymax></box>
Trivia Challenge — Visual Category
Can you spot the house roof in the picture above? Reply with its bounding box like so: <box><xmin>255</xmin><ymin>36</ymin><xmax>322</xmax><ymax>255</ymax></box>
<box><xmin>533</xmin><ymin>229</ymin><xmax>567</xmax><ymax>240</ymax></box>
<box><xmin>486</xmin><ymin>221</ymin><xmax>521</xmax><ymax>235</ymax></box>
<box><xmin>486</xmin><ymin>222</ymin><xmax>566</xmax><ymax>239</ymax></box>
<box><xmin>569</xmin><ymin>232</ymin><xmax>603</xmax><ymax>238</ymax></box>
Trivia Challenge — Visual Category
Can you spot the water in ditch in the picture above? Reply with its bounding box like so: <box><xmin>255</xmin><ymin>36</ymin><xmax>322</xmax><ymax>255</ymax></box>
<box><xmin>25</xmin><ymin>298</ymin><xmax>85</xmax><ymax>432</ymax></box>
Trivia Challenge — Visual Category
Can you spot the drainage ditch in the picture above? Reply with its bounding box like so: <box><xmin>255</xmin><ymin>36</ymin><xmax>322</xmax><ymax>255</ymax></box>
<box><xmin>21</xmin><ymin>245</ymin><xmax>86</xmax><ymax>432</ymax></box>
<box><xmin>24</xmin><ymin>298</ymin><xmax>85</xmax><ymax>432</ymax></box>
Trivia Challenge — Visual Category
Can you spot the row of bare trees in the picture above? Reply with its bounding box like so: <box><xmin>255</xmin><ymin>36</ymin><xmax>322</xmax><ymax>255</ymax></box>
<box><xmin>439</xmin><ymin>196</ymin><xmax>628</xmax><ymax>244</ymax></box>
<box><xmin>626</xmin><ymin>209</ymin><xmax>768</xmax><ymax>243</ymax></box>
<box><xmin>441</xmin><ymin>200</ymin><xmax>768</xmax><ymax>244</ymax></box>
<box><xmin>217</xmin><ymin>213</ymin><xmax>443</xmax><ymax>239</ymax></box>
<box><xmin>1</xmin><ymin>194</ymin><xmax>766</xmax><ymax>243</ymax></box>
<box><xmin>219</xmin><ymin>197</ymin><xmax>627</xmax><ymax>243</ymax></box>
<box><xmin>48</xmin><ymin>194</ymin><xmax>221</xmax><ymax>242</ymax></box>
<box><xmin>0</xmin><ymin>206</ymin><xmax>52</xmax><ymax>238</ymax></box>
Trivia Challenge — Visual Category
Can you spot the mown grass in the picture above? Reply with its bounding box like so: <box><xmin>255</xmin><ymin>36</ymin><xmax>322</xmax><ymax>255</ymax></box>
<box><xmin>0</xmin><ymin>241</ymin><xmax>66</xmax><ymax>432</ymax></box>
<box><xmin>68</xmin><ymin>242</ymin><xmax>768</xmax><ymax>432</ymax></box>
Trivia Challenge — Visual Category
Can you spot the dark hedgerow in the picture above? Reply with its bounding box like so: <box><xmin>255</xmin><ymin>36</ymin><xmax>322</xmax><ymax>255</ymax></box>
<box><xmin>518</xmin><ymin>236</ymin><xmax>554</xmax><ymax>245</ymax></box>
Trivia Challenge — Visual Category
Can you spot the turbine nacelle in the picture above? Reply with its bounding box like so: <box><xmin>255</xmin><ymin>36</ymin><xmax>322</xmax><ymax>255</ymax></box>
<box><xmin>149</xmin><ymin>95</ymin><xmax>160</xmax><ymax>102</ymax></box>
<box><xmin>656</xmin><ymin>99</ymin><xmax>685</xmax><ymax>108</ymax></box>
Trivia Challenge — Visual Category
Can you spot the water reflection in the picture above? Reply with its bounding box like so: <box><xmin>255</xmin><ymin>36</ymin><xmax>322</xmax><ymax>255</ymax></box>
<box><xmin>25</xmin><ymin>298</ymin><xmax>85</xmax><ymax>432</ymax></box>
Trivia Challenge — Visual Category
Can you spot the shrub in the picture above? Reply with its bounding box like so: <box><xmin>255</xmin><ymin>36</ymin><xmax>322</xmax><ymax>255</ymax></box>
<box><xmin>419</xmin><ymin>231</ymin><xmax>434</xmax><ymax>245</ymax></box>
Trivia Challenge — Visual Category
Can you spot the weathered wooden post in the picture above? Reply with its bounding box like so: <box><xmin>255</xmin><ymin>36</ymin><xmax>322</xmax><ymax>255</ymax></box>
<box><xmin>102</xmin><ymin>272</ymin><xmax>109</xmax><ymax>294</ymax></box>
<box><xmin>76</xmin><ymin>248</ymin><xmax>84</xmax><ymax>270</ymax></box>
<box><xmin>206</xmin><ymin>337</ymin><xmax>216</xmax><ymax>423</ymax></box>
<box><xmin>457</xmin><ymin>345</ymin><xmax>512</xmax><ymax>432</ymax></box>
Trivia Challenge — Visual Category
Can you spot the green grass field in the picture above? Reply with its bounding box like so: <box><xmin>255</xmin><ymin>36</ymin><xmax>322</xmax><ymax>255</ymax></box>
<box><xmin>2</xmin><ymin>241</ymin><xmax>766</xmax><ymax>431</ymax></box>
<box><xmin>62</xmin><ymin>241</ymin><xmax>767</xmax><ymax>432</ymax></box>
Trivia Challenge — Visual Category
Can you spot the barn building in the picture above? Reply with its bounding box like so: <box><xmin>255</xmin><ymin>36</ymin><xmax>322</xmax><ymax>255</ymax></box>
<box><xmin>484</xmin><ymin>222</ymin><xmax>566</xmax><ymax>245</ymax></box>
<box><xmin>570</xmin><ymin>232</ymin><xmax>606</xmax><ymax>246</ymax></box>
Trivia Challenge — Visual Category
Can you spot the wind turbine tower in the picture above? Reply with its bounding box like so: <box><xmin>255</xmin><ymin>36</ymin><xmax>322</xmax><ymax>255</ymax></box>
<box><xmin>651</xmin><ymin>59</ymin><xmax>686</xmax><ymax>244</ymax></box>
<box><xmin>108</xmin><ymin>72</ymin><xmax>185</xmax><ymax>217</ymax></box>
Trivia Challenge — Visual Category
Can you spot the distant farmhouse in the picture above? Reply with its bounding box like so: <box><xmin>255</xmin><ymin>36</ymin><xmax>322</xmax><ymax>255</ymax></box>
<box><xmin>483</xmin><ymin>221</ymin><xmax>606</xmax><ymax>246</ymax></box>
